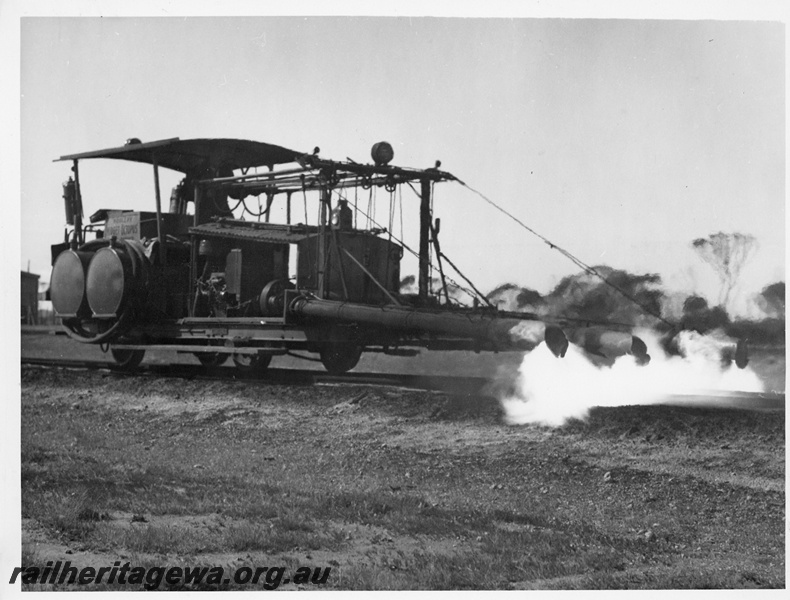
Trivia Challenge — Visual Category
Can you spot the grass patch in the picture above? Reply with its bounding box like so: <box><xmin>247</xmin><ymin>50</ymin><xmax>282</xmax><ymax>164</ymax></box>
<box><xmin>223</xmin><ymin>514</ymin><xmax>342</xmax><ymax>553</ymax></box>
<box><xmin>559</xmin><ymin>405</ymin><xmax>785</xmax><ymax>447</ymax></box>
<box><xmin>24</xmin><ymin>489</ymin><xmax>105</xmax><ymax>540</ymax></box>
<box><xmin>120</xmin><ymin>524</ymin><xmax>220</xmax><ymax>555</ymax></box>
<box><xmin>575</xmin><ymin>562</ymin><xmax>784</xmax><ymax>590</ymax></box>
<box><xmin>330</xmin><ymin>524</ymin><xmax>646</xmax><ymax>591</ymax></box>
<box><xmin>20</xmin><ymin>543</ymin><xmax>41</xmax><ymax>569</ymax></box>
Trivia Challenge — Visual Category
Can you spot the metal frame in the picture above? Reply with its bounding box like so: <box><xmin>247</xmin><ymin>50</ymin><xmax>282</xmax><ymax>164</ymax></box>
<box><xmin>54</xmin><ymin>139</ymin><xmax>528</xmax><ymax>364</ymax></box>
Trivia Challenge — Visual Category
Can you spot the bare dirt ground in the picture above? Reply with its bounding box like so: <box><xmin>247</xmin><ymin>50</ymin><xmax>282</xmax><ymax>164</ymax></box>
<box><xmin>18</xmin><ymin>332</ymin><xmax>786</xmax><ymax>590</ymax></box>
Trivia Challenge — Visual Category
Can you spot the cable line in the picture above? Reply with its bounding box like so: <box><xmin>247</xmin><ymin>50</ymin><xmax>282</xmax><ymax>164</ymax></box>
<box><xmin>458</xmin><ymin>181</ymin><xmax>676</xmax><ymax>329</ymax></box>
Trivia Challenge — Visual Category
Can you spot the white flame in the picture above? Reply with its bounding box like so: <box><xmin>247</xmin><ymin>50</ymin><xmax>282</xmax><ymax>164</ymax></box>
<box><xmin>500</xmin><ymin>330</ymin><xmax>764</xmax><ymax>427</ymax></box>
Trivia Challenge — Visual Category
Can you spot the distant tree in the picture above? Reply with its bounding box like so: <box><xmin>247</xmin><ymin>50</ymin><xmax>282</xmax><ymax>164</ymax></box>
<box><xmin>681</xmin><ymin>294</ymin><xmax>730</xmax><ymax>333</ymax></box>
<box><xmin>484</xmin><ymin>284</ymin><xmax>545</xmax><ymax>312</ymax></box>
<box><xmin>758</xmin><ymin>281</ymin><xmax>785</xmax><ymax>319</ymax></box>
<box><xmin>516</xmin><ymin>288</ymin><xmax>545</xmax><ymax>309</ymax></box>
<box><xmin>399</xmin><ymin>275</ymin><xmax>416</xmax><ymax>293</ymax></box>
<box><xmin>486</xmin><ymin>283</ymin><xmax>519</xmax><ymax>299</ymax></box>
<box><xmin>682</xmin><ymin>294</ymin><xmax>709</xmax><ymax>314</ymax></box>
<box><xmin>546</xmin><ymin>266</ymin><xmax>664</xmax><ymax>325</ymax></box>
<box><xmin>691</xmin><ymin>232</ymin><xmax>757</xmax><ymax>310</ymax></box>
<box><xmin>436</xmin><ymin>279</ymin><xmax>467</xmax><ymax>303</ymax></box>
<box><xmin>726</xmin><ymin>317</ymin><xmax>785</xmax><ymax>346</ymax></box>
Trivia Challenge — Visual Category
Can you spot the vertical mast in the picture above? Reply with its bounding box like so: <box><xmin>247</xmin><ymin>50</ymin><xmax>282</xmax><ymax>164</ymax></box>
<box><xmin>152</xmin><ymin>155</ymin><xmax>166</xmax><ymax>266</ymax></box>
<box><xmin>71</xmin><ymin>160</ymin><xmax>84</xmax><ymax>246</ymax></box>
<box><xmin>418</xmin><ymin>177</ymin><xmax>432</xmax><ymax>300</ymax></box>
<box><xmin>188</xmin><ymin>185</ymin><xmax>201</xmax><ymax>317</ymax></box>
<box><xmin>318</xmin><ymin>187</ymin><xmax>330</xmax><ymax>298</ymax></box>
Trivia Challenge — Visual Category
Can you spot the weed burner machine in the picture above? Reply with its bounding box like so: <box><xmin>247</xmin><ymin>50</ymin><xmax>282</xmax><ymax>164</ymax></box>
<box><xmin>49</xmin><ymin>137</ymin><xmax>693</xmax><ymax>373</ymax></box>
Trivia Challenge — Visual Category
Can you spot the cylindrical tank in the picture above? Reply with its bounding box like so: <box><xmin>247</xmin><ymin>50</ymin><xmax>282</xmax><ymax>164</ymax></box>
<box><xmin>50</xmin><ymin>249</ymin><xmax>92</xmax><ymax>318</ymax></box>
<box><xmin>84</xmin><ymin>241</ymin><xmax>148</xmax><ymax>319</ymax></box>
<box><xmin>85</xmin><ymin>246</ymin><xmax>134</xmax><ymax>317</ymax></box>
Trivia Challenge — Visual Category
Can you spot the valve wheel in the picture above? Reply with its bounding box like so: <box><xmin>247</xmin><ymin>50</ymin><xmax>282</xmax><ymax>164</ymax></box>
<box><xmin>259</xmin><ymin>279</ymin><xmax>295</xmax><ymax>317</ymax></box>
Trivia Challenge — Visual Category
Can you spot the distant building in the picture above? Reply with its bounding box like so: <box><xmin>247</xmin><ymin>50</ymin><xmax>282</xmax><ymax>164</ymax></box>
<box><xmin>21</xmin><ymin>271</ymin><xmax>40</xmax><ymax>325</ymax></box>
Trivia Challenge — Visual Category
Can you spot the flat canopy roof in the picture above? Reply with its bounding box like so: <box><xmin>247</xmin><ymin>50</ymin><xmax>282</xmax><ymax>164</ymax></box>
<box><xmin>56</xmin><ymin>138</ymin><xmax>304</xmax><ymax>175</ymax></box>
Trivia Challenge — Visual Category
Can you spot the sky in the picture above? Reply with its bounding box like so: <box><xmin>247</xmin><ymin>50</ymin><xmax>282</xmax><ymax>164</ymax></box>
<box><xmin>8</xmin><ymin>3</ymin><xmax>787</xmax><ymax>318</ymax></box>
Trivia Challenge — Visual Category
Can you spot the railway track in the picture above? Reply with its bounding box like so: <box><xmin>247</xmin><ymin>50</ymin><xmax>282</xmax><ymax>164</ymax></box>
<box><xmin>21</xmin><ymin>356</ymin><xmax>785</xmax><ymax>411</ymax></box>
<box><xmin>20</xmin><ymin>357</ymin><xmax>497</xmax><ymax>397</ymax></box>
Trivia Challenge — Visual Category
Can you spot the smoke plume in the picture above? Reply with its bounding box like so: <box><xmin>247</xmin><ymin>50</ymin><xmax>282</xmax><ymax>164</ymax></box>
<box><xmin>499</xmin><ymin>329</ymin><xmax>765</xmax><ymax>427</ymax></box>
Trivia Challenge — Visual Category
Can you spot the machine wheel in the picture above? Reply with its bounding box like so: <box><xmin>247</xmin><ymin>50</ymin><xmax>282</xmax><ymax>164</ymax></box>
<box><xmin>232</xmin><ymin>353</ymin><xmax>273</xmax><ymax>372</ymax></box>
<box><xmin>319</xmin><ymin>344</ymin><xmax>362</xmax><ymax>374</ymax></box>
<box><xmin>195</xmin><ymin>352</ymin><xmax>228</xmax><ymax>367</ymax></box>
<box><xmin>110</xmin><ymin>348</ymin><xmax>145</xmax><ymax>371</ymax></box>
<box><xmin>259</xmin><ymin>279</ymin><xmax>295</xmax><ymax>317</ymax></box>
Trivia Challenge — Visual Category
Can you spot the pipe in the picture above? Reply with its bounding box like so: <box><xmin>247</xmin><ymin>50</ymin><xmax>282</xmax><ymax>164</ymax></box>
<box><xmin>200</xmin><ymin>165</ymin><xmax>312</xmax><ymax>184</ymax></box>
<box><xmin>289</xmin><ymin>296</ymin><xmax>568</xmax><ymax>356</ymax></box>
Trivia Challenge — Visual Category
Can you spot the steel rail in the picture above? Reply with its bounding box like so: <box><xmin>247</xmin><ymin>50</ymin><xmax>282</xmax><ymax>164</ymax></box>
<box><xmin>20</xmin><ymin>357</ymin><xmax>497</xmax><ymax>396</ymax></box>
